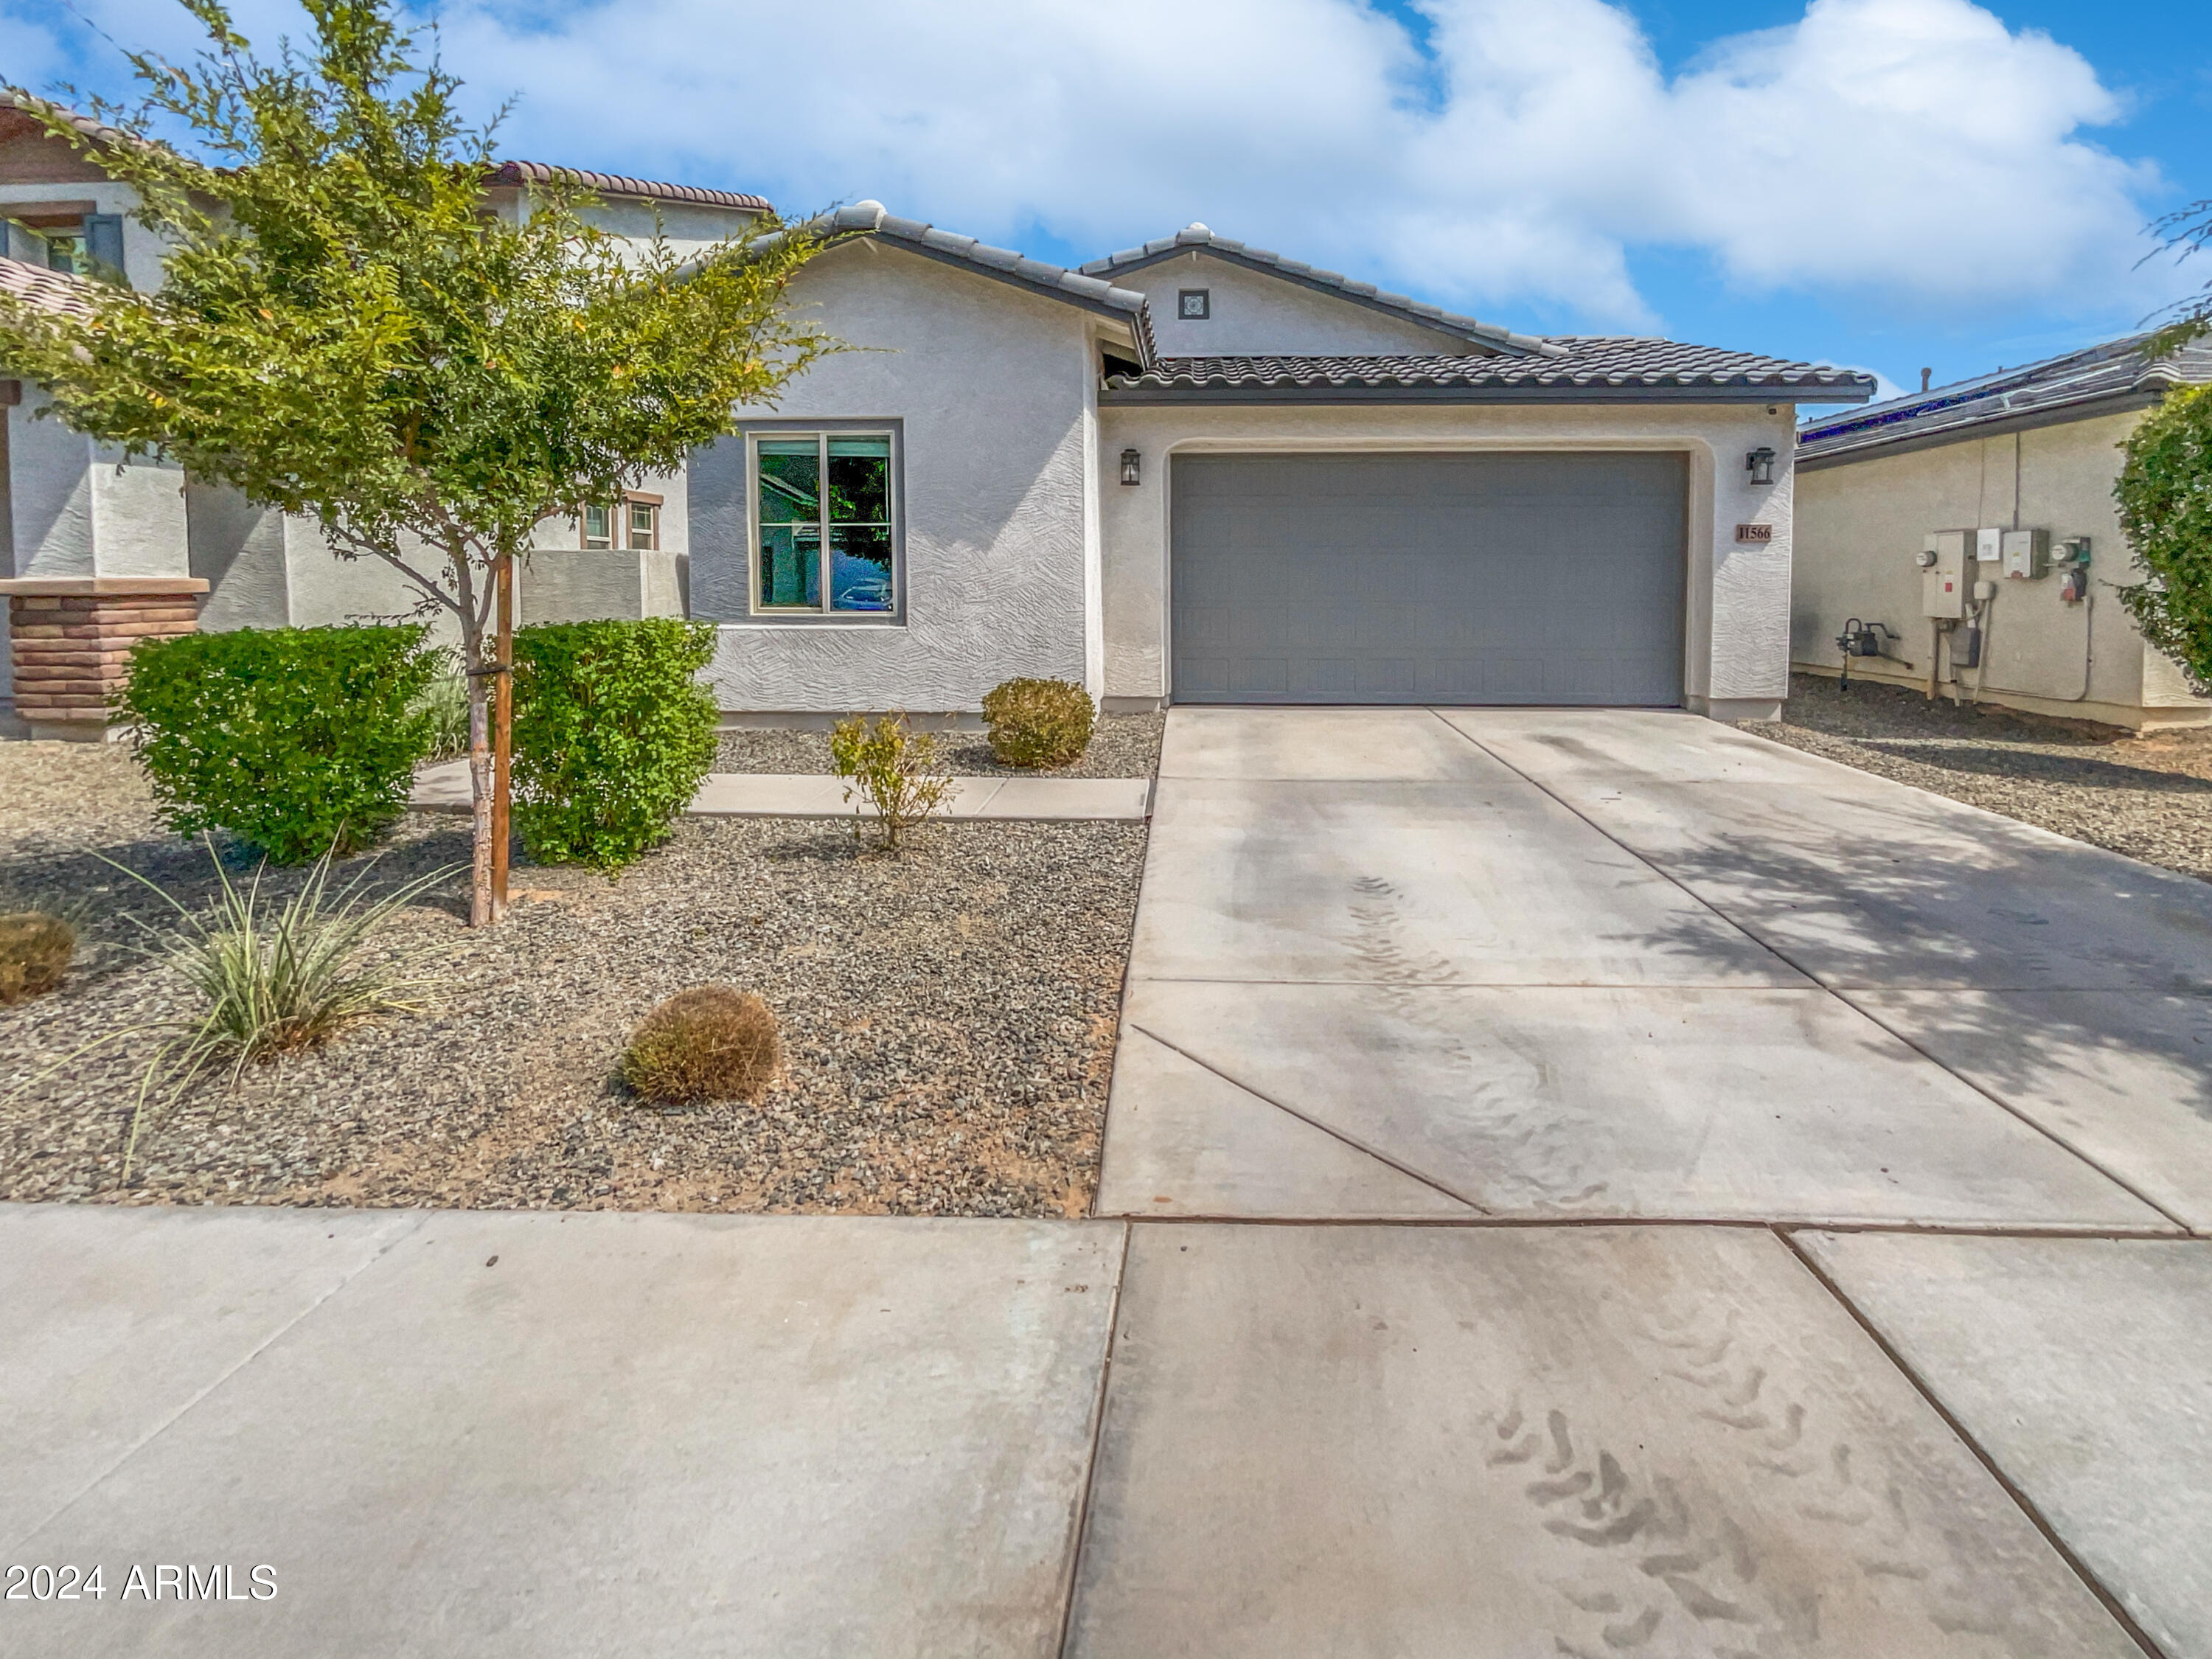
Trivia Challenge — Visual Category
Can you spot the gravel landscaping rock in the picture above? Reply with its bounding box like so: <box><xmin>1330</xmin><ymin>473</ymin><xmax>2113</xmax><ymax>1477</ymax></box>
<box><xmin>0</xmin><ymin>742</ymin><xmax>1145</xmax><ymax>1217</ymax></box>
<box><xmin>1745</xmin><ymin>672</ymin><xmax>2212</xmax><ymax>882</ymax></box>
<box><xmin>716</xmin><ymin>710</ymin><xmax>1164</xmax><ymax>779</ymax></box>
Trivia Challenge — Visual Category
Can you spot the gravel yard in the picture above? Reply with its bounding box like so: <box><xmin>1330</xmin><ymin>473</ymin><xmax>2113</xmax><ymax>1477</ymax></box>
<box><xmin>1746</xmin><ymin>672</ymin><xmax>2212</xmax><ymax>881</ymax></box>
<box><xmin>717</xmin><ymin>710</ymin><xmax>1164</xmax><ymax>779</ymax></box>
<box><xmin>0</xmin><ymin>742</ymin><xmax>1145</xmax><ymax>1216</ymax></box>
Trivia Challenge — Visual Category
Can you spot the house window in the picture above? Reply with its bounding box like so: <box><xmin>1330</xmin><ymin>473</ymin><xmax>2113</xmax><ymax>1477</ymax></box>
<box><xmin>1178</xmin><ymin>288</ymin><xmax>1210</xmax><ymax>320</ymax></box>
<box><xmin>751</xmin><ymin>431</ymin><xmax>895</xmax><ymax>615</ymax></box>
<box><xmin>580</xmin><ymin>496</ymin><xmax>661</xmax><ymax>551</ymax></box>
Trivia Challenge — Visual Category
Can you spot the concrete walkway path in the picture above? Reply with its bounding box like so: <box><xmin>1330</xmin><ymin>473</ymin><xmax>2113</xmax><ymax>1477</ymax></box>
<box><xmin>410</xmin><ymin>759</ymin><xmax>1151</xmax><ymax>821</ymax></box>
<box><xmin>10</xmin><ymin>709</ymin><xmax>2210</xmax><ymax>1657</ymax></box>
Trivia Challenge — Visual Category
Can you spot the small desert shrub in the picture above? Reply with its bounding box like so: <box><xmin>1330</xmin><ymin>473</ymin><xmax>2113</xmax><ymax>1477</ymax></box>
<box><xmin>623</xmin><ymin>986</ymin><xmax>781</xmax><ymax>1105</ymax></box>
<box><xmin>411</xmin><ymin>667</ymin><xmax>473</xmax><ymax>762</ymax></box>
<box><xmin>58</xmin><ymin>843</ymin><xmax>451</xmax><ymax>1178</ymax></box>
<box><xmin>981</xmin><ymin>677</ymin><xmax>1095</xmax><ymax>768</ymax></box>
<box><xmin>830</xmin><ymin>711</ymin><xmax>951</xmax><ymax>852</ymax></box>
<box><xmin>116</xmin><ymin>624</ymin><xmax>441</xmax><ymax>863</ymax></box>
<box><xmin>512</xmin><ymin>619</ymin><xmax>720</xmax><ymax>869</ymax></box>
<box><xmin>0</xmin><ymin>912</ymin><xmax>74</xmax><ymax>1004</ymax></box>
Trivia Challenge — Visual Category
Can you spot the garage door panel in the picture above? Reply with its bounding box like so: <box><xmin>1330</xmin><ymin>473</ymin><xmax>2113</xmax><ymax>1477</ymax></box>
<box><xmin>1172</xmin><ymin>452</ymin><xmax>1686</xmax><ymax>706</ymax></box>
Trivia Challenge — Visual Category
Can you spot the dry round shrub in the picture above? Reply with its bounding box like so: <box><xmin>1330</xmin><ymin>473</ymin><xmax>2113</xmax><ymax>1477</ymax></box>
<box><xmin>622</xmin><ymin>985</ymin><xmax>781</xmax><ymax>1105</ymax></box>
<box><xmin>981</xmin><ymin>677</ymin><xmax>1096</xmax><ymax>768</ymax></box>
<box><xmin>0</xmin><ymin>912</ymin><xmax>74</xmax><ymax>1005</ymax></box>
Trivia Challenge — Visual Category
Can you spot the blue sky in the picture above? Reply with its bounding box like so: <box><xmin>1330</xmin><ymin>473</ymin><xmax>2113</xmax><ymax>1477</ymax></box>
<box><xmin>4</xmin><ymin>0</ymin><xmax>2207</xmax><ymax>397</ymax></box>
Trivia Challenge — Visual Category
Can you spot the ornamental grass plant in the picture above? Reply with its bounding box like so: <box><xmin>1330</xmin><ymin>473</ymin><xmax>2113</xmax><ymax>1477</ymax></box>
<box><xmin>30</xmin><ymin>842</ymin><xmax>453</xmax><ymax>1179</ymax></box>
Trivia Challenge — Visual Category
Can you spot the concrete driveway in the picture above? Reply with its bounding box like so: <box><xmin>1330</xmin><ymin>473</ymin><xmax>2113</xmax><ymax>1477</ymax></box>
<box><xmin>9</xmin><ymin>708</ymin><xmax>2212</xmax><ymax>1658</ymax></box>
<box><xmin>1099</xmin><ymin>706</ymin><xmax>2212</xmax><ymax>1230</ymax></box>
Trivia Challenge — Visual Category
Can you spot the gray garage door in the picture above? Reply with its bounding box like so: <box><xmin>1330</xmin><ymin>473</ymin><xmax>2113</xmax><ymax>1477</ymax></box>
<box><xmin>1171</xmin><ymin>452</ymin><xmax>1687</xmax><ymax>705</ymax></box>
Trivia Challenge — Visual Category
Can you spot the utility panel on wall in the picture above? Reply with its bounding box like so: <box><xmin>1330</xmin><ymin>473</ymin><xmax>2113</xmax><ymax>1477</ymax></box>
<box><xmin>1919</xmin><ymin>530</ymin><xmax>1969</xmax><ymax>619</ymax></box>
<box><xmin>2001</xmin><ymin>529</ymin><xmax>2050</xmax><ymax>580</ymax></box>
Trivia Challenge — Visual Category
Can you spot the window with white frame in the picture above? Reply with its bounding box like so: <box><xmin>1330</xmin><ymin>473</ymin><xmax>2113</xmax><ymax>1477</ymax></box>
<box><xmin>580</xmin><ymin>495</ymin><xmax>661</xmax><ymax>552</ymax></box>
<box><xmin>751</xmin><ymin>431</ymin><xmax>895</xmax><ymax>614</ymax></box>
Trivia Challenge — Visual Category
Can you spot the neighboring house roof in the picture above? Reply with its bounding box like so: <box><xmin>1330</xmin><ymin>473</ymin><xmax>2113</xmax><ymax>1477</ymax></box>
<box><xmin>1798</xmin><ymin>334</ymin><xmax>2212</xmax><ymax>468</ymax></box>
<box><xmin>1101</xmin><ymin>339</ymin><xmax>1877</xmax><ymax>404</ymax></box>
<box><xmin>744</xmin><ymin>201</ymin><xmax>1158</xmax><ymax>366</ymax></box>
<box><xmin>0</xmin><ymin>253</ymin><xmax>93</xmax><ymax>319</ymax></box>
<box><xmin>1082</xmin><ymin>224</ymin><xmax>1564</xmax><ymax>358</ymax></box>
<box><xmin>0</xmin><ymin>89</ymin><xmax>136</xmax><ymax>151</ymax></box>
<box><xmin>486</xmin><ymin>161</ymin><xmax>771</xmax><ymax>215</ymax></box>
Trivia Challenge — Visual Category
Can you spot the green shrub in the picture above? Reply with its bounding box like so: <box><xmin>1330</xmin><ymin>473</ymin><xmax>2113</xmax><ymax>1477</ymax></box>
<box><xmin>2116</xmin><ymin>383</ymin><xmax>2212</xmax><ymax>695</ymax></box>
<box><xmin>0</xmin><ymin>912</ymin><xmax>74</xmax><ymax>1004</ymax></box>
<box><xmin>623</xmin><ymin>985</ymin><xmax>781</xmax><ymax>1105</ymax></box>
<box><xmin>830</xmin><ymin>711</ymin><xmax>950</xmax><ymax>852</ymax></box>
<box><xmin>511</xmin><ymin>619</ymin><xmax>719</xmax><ymax>869</ymax></box>
<box><xmin>116</xmin><ymin>625</ymin><xmax>439</xmax><ymax>863</ymax></box>
<box><xmin>981</xmin><ymin>677</ymin><xmax>1095</xmax><ymax>768</ymax></box>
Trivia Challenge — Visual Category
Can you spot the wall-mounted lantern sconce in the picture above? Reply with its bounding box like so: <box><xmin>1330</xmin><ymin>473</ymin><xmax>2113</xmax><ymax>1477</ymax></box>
<box><xmin>1119</xmin><ymin>448</ymin><xmax>1142</xmax><ymax>486</ymax></box>
<box><xmin>1745</xmin><ymin>446</ymin><xmax>1776</xmax><ymax>487</ymax></box>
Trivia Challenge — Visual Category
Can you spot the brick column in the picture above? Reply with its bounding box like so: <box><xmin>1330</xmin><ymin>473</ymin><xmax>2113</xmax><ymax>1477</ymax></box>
<box><xmin>0</xmin><ymin>577</ymin><xmax>211</xmax><ymax>740</ymax></box>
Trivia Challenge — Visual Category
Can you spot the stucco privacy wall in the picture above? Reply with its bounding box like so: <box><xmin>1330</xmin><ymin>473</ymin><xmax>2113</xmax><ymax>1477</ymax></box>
<box><xmin>690</xmin><ymin>240</ymin><xmax>1102</xmax><ymax>712</ymax></box>
<box><xmin>1097</xmin><ymin>402</ymin><xmax>1796</xmax><ymax>715</ymax></box>
<box><xmin>1116</xmin><ymin>251</ymin><xmax>1476</xmax><ymax>358</ymax></box>
<box><xmin>1793</xmin><ymin>411</ymin><xmax>2207</xmax><ymax>728</ymax></box>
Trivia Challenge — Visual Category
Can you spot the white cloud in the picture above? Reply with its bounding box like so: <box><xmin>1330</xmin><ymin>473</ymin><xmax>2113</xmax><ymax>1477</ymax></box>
<box><xmin>42</xmin><ymin>0</ymin><xmax>2173</xmax><ymax>330</ymax></box>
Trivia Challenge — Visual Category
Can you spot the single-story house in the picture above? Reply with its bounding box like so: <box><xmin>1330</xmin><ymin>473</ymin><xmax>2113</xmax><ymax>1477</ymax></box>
<box><xmin>1793</xmin><ymin>336</ymin><xmax>2212</xmax><ymax>730</ymax></box>
<box><xmin>692</xmin><ymin>206</ymin><xmax>1873</xmax><ymax>722</ymax></box>
<box><xmin>1</xmin><ymin>99</ymin><xmax>1879</xmax><ymax>731</ymax></box>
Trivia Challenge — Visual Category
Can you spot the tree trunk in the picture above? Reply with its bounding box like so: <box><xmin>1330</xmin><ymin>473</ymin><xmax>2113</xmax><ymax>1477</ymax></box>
<box><xmin>465</xmin><ymin>623</ymin><xmax>495</xmax><ymax>928</ymax></box>
<box><xmin>491</xmin><ymin>550</ymin><xmax>514</xmax><ymax>921</ymax></box>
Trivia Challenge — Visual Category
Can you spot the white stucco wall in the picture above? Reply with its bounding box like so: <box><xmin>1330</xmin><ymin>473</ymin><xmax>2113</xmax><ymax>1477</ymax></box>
<box><xmin>1113</xmin><ymin>251</ymin><xmax>1483</xmax><ymax>358</ymax></box>
<box><xmin>1793</xmin><ymin>411</ymin><xmax>2206</xmax><ymax>727</ymax></box>
<box><xmin>7</xmin><ymin>400</ymin><xmax>187</xmax><ymax>580</ymax></box>
<box><xmin>1096</xmin><ymin>400</ymin><xmax>1798</xmax><ymax>714</ymax></box>
<box><xmin>690</xmin><ymin>240</ymin><xmax>1105</xmax><ymax>712</ymax></box>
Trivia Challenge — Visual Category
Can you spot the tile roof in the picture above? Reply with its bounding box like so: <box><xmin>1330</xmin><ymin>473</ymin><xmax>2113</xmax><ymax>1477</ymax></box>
<box><xmin>0</xmin><ymin>88</ymin><xmax>137</xmax><ymax>152</ymax></box>
<box><xmin>1082</xmin><ymin>224</ymin><xmax>1564</xmax><ymax>358</ymax></box>
<box><xmin>0</xmin><ymin>254</ymin><xmax>94</xmax><ymax>319</ymax></box>
<box><xmin>485</xmin><ymin>161</ymin><xmax>771</xmax><ymax>215</ymax></box>
<box><xmin>742</xmin><ymin>201</ymin><xmax>1157</xmax><ymax>364</ymax></box>
<box><xmin>1797</xmin><ymin>333</ymin><xmax>2212</xmax><ymax>464</ymax></box>
<box><xmin>1101</xmin><ymin>339</ymin><xmax>1877</xmax><ymax>402</ymax></box>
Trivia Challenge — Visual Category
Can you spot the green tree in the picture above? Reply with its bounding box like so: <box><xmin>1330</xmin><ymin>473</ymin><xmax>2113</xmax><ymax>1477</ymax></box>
<box><xmin>0</xmin><ymin>0</ymin><xmax>832</xmax><ymax>922</ymax></box>
<box><xmin>2115</xmin><ymin>385</ymin><xmax>2212</xmax><ymax>695</ymax></box>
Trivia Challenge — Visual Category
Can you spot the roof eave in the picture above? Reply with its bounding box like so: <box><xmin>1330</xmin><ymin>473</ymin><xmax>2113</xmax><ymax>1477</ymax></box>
<box><xmin>1798</xmin><ymin>386</ymin><xmax>2164</xmax><ymax>470</ymax></box>
<box><xmin>1101</xmin><ymin>380</ymin><xmax>1874</xmax><ymax>406</ymax></box>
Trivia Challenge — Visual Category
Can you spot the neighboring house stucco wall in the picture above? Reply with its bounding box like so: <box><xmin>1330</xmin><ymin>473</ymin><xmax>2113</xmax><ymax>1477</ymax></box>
<box><xmin>1114</xmin><ymin>251</ymin><xmax>1476</xmax><ymax>358</ymax></box>
<box><xmin>1096</xmin><ymin>401</ymin><xmax>1796</xmax><ymax>717</ymax></box>
<box><xmin>690</xmin><ymin>240</ymin><xmax>1100</xmax><ymax>712</ymax></box>
<box><xmin>1792</xmin><ymin>411</ymin><xmax>2207</xmax><ymax>728</ymax></box>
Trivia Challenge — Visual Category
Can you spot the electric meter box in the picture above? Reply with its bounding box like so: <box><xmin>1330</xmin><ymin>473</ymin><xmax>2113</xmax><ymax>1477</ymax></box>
<box><xmin>1975</xmin><ymin>527</ymin><xmax>2006</xmax><ymax>563</ymax></box>
<box><xmin>1921</xmin><ymin>530</ymin><xmax>1969</xmax><ymax>619</ymax></box>
<box><xmin>2002</xmin><ymin>528</ymin><xmax>2050</xmax><ymax>580</ymax></box>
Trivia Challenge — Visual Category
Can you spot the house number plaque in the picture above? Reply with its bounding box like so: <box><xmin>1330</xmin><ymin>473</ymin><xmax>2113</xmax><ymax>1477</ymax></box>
<box><xmin>1734</xmin><ymin>523</ymin><xmax>1774</xmax><ymax>543</ymax></box>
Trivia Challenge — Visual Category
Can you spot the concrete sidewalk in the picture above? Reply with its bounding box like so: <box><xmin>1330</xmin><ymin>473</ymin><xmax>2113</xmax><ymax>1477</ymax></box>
<box><xmin>409</xmin><ymin>761</ymin><xmax>1152</xmax><ymax>821</ymax></box>
<box><xmin>6</xmin><ymin>1203</ymin><xmax>2205</xmax><ymax>1657</ymax></box>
